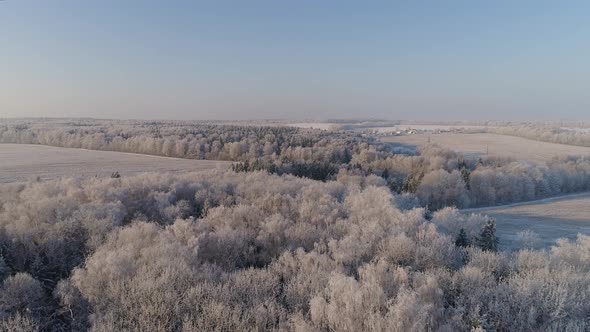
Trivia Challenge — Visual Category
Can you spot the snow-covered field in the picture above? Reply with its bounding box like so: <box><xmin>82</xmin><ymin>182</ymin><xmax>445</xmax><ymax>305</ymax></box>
<box><xmin>368</xmin><ymin>125</ymin><xmax>491</xmax><ymax>133</ymax></box>
<box><xmin>0</xmin><ymin>144</ymin><xmax>232</xmax><ymax>183</ymax></box>
<box><xmin>464</xmin><ymin>193</ymin><xmax>590</xmax><ymax>250</ymax></box>
<box><xmin>382</xmin><ymin>133</ymin><xmax>590</xmax><ymax>162</ymax></box>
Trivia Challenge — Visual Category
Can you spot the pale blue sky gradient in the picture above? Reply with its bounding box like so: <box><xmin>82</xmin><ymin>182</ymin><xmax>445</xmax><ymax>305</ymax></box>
<box><xmin>2</xmin><ymin>1</ymin><xmax>590</xmax><ymax>120</ymax></box>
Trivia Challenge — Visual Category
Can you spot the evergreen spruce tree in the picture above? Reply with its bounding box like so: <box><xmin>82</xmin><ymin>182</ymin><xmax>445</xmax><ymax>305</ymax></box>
<box><xmin>455</xmin><ymin>228</ymin><xmax>470</xmax><ymax>247</ymax></box>
<box><xmin>476</xmin><ymin>219</ymin><xmax>499</xmax><ymax>252</ymax></box>
<box><xmin>460</xmin><ymin>167</ymin><xmax>471</xmax><ymax>189</ymax></box>
<box><xmin>423</xmin><ymin>206</ymin><xmax>433</xmax><ymax>220</ymax></box>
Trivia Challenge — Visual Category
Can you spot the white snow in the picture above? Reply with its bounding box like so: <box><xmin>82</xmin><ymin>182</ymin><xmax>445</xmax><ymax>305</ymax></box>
<box><xmin>463</xmin><ymin>193</ymin><xmax>590</xmax><ymax>250</ymax></box>
<box><xmin>0</xmin><ymin>144</ymin><xmax>232</xmax><ymax>183</ymax></box>
<box><xmin>382</xmin><ymin>133</ymin><xmax>590</xmax><ymax>162</ymax></box>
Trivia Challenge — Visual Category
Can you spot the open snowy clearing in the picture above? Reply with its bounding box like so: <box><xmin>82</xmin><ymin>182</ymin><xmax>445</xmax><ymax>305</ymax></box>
<box><xmin>382</xmin><ymin>133</ymin><xmax>590</xmax><ymax>163</ymax></box>
<box><xmin>464</xmin><ymin>193</ymin><xmax>590</xmax><ymax>250</ymax></box>
<box><xmin>367</xmin><ymin>125</ymin><xmax>493</xmax><ymax>133</ymax></box>
<box><xmin>0</xmin><ymin>144</ymin><xmax>232</xmax><ymax>183</ymax></box>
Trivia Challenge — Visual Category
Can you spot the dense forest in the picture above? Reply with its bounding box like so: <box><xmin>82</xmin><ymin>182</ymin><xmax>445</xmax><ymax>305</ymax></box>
<box><xmin>0</xmin><ymin>171</ymin><xmax>589</xmax><ymax>331</ymax></box>
<box><xmin>1</xmin><ymin>120</ymin><xmax>590</xmax><ymax>330</ymax></box>
<box><xmin>2</xmin><ymin>119</ymin><xmax>590</xmax><ymax>209</ymax></box>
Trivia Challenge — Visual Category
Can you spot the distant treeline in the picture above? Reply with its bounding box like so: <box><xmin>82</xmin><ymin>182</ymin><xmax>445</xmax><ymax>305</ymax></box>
<box><xmin>486</xmin><ymin>124</ymin><xmax>590</xmax><ymax>147</ymax></box>
<box><xmin>2</xmin><ymin>119</ymin><xmax>590</xmax><ymax>209</ymax></box>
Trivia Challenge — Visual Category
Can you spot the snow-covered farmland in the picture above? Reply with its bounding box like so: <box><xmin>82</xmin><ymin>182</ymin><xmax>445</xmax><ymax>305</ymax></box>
<box><xmin>368</xmin><ymin>125</ymin><xmax>492</xmax><ymax>133</ymax></box>
<box><xmin>464</xmin><ymin>193</ymin><xmax>590</xmax><ymax>250</ymax></box>
<box><xmin>0</xmin><ymin>144</ymin><xmax>232</xmax><ymax>183</ymax></box>
<box><xmin>382</xmin><ymin>133</ymin><xmax>590</xmax><ymax>162</ymax></box>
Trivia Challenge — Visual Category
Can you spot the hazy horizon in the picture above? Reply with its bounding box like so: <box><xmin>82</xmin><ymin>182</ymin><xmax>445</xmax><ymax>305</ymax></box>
<box><xmin>2</xmin><ymin>1</ymin><xmax>590</xmax><ymax>121</ymax></box>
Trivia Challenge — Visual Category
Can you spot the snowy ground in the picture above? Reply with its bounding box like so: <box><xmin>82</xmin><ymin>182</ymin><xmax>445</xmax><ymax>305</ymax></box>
<box><xmin>382</xmin><ymin>133</ymin><xmax>590</xmax><ymax>163</ymax></box>
<box><xmin>367</xmin><ymin>125</ymin><xmax>491</xmax><ymax>132</ymax></box>
<box><xmin>0</xmin><ymin>144</ymin><xmax>232</xmax><ymax>183</ymax></box>
<box><xmin>463</xmin><ymin>193</ymin><xmax>590</xmax><ymax>250</ymax></box>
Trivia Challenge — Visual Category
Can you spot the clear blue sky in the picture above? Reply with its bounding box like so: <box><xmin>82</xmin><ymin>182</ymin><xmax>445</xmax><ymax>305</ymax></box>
<box><xmin>2</xmin><ymin>1</ymin><xmax>589</xmax><ymax>120</ymax></box>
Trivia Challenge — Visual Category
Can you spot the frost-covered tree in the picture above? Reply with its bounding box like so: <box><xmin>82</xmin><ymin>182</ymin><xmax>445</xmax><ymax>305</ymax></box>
<box><xmin>516</xmin><ymin>229</ymin><xmax>541</xmax><ymax>249</ymax></box>
<box><xmin>416</xmin><ymin>169</ymin><xmax>469</xmax><ymax>209</ymax></box>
